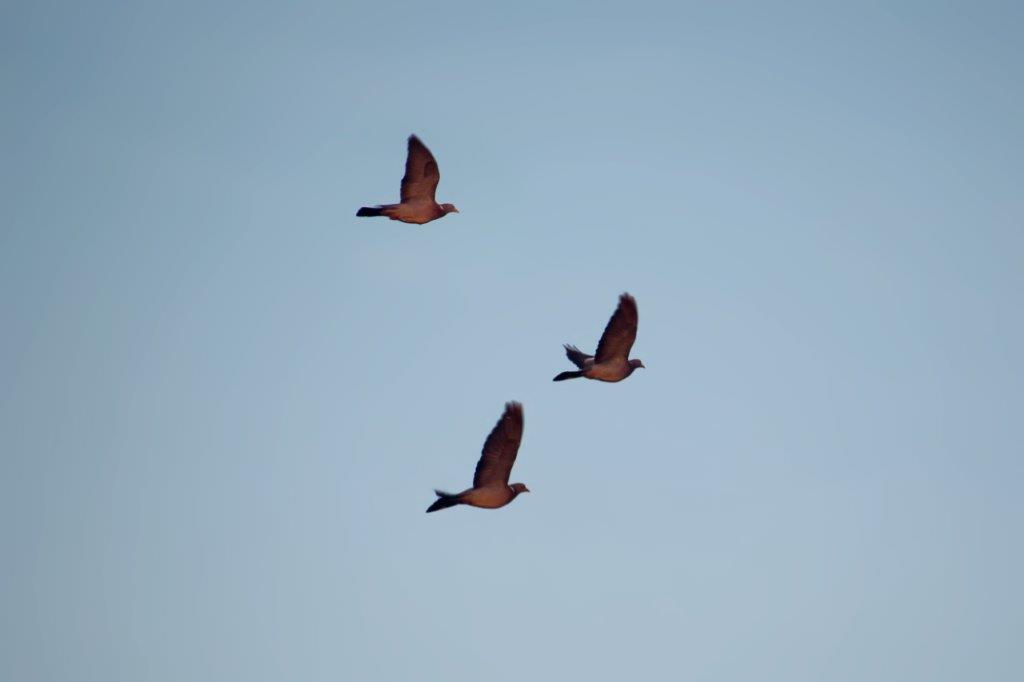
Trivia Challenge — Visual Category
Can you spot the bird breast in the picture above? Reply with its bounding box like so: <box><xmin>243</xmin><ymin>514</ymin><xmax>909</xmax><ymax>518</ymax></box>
<box><xmin>389</xmin><ymin>200</ymin><xmax>442</xmax><ymax>224</ymax></box>
<box><xmin>585</xmin><ymin>359</ymin><xmax>630</xmax><ymax>382</ymax></box>
<box><xmin>462</xmin><ymin>486</ymin><xmax>514</xmax><ymax>509</ymax></box>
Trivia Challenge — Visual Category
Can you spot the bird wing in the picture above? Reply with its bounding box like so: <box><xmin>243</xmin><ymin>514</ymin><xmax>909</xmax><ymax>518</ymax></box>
<box><xmin>473</xmin><ymin>402</ymin><xmax>524</xmax><ymax>488</ymax></box>
<box><xmin>564</xmin><ymin>344</ymin><xmax>593</xmax><ymax>369</ymax></box>
<box><xmin>594</xmin><ymin>293</ymin><xmax>639</xmax><ymax>363</ymax></box>
<box><xmin>400</xmin><ymin>135</ymin><xmax>441</xmax><ymax>202</ymax></box>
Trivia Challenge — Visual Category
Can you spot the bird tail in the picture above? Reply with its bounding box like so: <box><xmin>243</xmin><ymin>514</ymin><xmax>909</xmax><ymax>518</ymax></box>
<box><xmin>356</xmin><ymin>206</ymin><xmax>384</xmax><ymax>217</ymax></box>
<box><xmin>426</xmin><ymin>490</ymin><xmax>461</xmax><ymax>513</ymax></box>
<box><xmin>553</xmin><ymin>370</ymin><xmax>584</xmax><ymax>382</ymax></box>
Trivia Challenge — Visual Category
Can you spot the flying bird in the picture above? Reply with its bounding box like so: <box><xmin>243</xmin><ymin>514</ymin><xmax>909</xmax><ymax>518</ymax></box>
<box><xmin>356</xmin><ymin>135</ymin><xmax>459</xmax><ymax>225</ymax></box>
<box><xmin>553</xmin><ymin>293</ymin><xmax>645</xmax><ymax>382</ymax></box>
<box><xmin>426</xmin><ymin>402</ymin><xmax>530</xmax><ymax>513</ymax></box>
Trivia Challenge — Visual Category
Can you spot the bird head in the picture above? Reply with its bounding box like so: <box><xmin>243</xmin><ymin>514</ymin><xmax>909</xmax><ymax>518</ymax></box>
<box><xmin>510</xmin><ymin>482</ymin><xmax>530</xmax><ymax>494</ymax></box>
<box><xmin>630</xmin><ymin>359</ymin><xmax>645</xmax><ymax>370</ymax></box>
<box><xmin>440</xmin><ymin>203</ymin><xmax>459</xmax><ymax>214</ymax></box>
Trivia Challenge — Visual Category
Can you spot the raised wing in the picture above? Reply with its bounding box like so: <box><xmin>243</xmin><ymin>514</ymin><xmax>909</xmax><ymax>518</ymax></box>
<box><xmin>594</xmin><ymin>293</ymin><xmax>639</xmax><ymax>363</ymax></box>
<box><xmin>473</xmin><ymin>402</ymin><xmax>524</xmax><ymax>488</ymax></box>
<box><xmin>564</xmin><ymin>344</ymin><xmax>593</xmax><ymax>369</ymax></box>
<box><xmin>400</xmin><ymin>135</ymin><xmax>441</xmax><ymax>202</ymax></box>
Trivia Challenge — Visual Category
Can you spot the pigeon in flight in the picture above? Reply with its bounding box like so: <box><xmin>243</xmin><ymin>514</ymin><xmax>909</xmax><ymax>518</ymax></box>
<box><xmin>356</xmin><ymin>135</ymin><xmax>459</xmax><ymax>225</ymax></box>
<box><xmin>553</xmin><ymin>293</ymin><xmax>645</xmax><ymax>383</ymax></box>
<box><xmin>426</xmin><ymin>402</ymin><xmax>530</xmax><ymax>513</ymax></box>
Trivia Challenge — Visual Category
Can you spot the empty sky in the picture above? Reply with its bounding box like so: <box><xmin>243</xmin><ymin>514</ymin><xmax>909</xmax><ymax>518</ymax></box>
<box><xmin>2</xmin><ymin>1</ymin><xmax>1022</xmax><ymax>680</ymax></box>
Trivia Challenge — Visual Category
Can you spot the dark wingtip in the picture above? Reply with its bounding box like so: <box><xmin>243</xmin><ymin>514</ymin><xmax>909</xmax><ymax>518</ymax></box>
<box><xmin>502</xmin><ymin>401</ymin><xmax>524</xmax><ymax>433</ymax></box>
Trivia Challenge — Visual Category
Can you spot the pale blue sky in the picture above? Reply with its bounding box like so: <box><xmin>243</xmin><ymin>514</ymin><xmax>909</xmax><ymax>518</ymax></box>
<box><xmin>2</xmin><ymin>1</ymin><xmax>1022</xmax><ymax>680</ymax></box>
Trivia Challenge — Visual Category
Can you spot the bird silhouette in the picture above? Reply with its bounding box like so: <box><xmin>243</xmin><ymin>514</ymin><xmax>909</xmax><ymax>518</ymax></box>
<box><xmin>553</xmin><ymin>293</ymin><xmax>645</xmax><ymax>382</ymax></box>
<box><xmin>357</xmin><ymin>135</ymin><xmax>459</xmax><ymax>225</ymax></box>
<box><xmin>426</xmin><ymin>402</ymin><xmax>530</xmax><ymax>513</ymax></box>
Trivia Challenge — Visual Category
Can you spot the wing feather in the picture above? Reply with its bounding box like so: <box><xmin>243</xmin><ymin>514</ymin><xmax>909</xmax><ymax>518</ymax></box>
<box><xmin>564</xmin><ymin>344</ymin><xmax>593</xmax><ymax>369</ymax></box>
<box><xmin>473</xmin><ymin>402</ymin><xmax>524</xmax><ymax>488</ymax></box>
<box><xmin>400</xmin><ymin>135</ymin><xmax>441</xmax><ymax>202</ymax></box>
<box><xmin>594</xmin><ymin>293</ymin><xmax>639</xmax><ymax>363</ymax></box>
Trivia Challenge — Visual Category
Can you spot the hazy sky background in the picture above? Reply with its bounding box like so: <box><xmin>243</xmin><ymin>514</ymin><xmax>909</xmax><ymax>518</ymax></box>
<box><xmin>3</xmin><ymin>1</ymin><xmax>1022</xmax><ymax>680</ymax></box>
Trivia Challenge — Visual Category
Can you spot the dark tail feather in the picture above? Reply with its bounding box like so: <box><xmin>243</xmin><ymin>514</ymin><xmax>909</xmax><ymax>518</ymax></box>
<box><xmin>356</xmin><ymin>206</ymin><xmax>383</xmax><ymax>217</ymax></box>
<box><xmin>426</xmin><ymin>490</ymin><xmax>461</xmax><ymax>513</ymax></box>
<box><xmin>553</xmin><ymin>370</ymin><xmax>584</xmax><ymax>382</ymax></box>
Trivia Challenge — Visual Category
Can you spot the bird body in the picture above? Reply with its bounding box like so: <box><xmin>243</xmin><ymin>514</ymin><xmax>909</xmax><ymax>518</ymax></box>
<box><xmin>552</xmin><ymin>357</ymin><xmax>639</xmax><ymax>383</ymax></box>
<box><xmin>426</xmin><ymin>402</ymin><xmax>530</xmax><ymax>513</ymax></box>
<box><xmin>583</xmin><ymin>357</ymin><xmax>636</xmax><ymax>382</ymax></box>
<box><xmin>553</xmin><ymin>294</ymin><xmax>645</xmax><ymax>383</ymax></box>
<box><xmin>427</xmin><ymin>484</ymin><xmax>525</xmax><ymax>512</ymax></box>
<box><xmin>357</xmin><ymin>201</ymin><xmax>449</xmax><ymax>224</ymax></box>
<box><xmin>357</xmin><ymin>135</ymin><xmax>458</xmax><ymax>225</ymax></box>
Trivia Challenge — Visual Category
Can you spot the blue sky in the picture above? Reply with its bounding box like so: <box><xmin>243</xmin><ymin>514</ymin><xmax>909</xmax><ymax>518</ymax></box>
<box><xmin>2</xmin><ymin>1</ymin><xmax>1022</xmax><ymax>680</ymax></box>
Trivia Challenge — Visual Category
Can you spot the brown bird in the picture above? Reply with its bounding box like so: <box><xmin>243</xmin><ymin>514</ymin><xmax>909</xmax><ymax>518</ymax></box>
<box><xmin>426</xmin><ymin>402</ymin><xmax>530</xmax><ymax>513</ymax></box>
<box><xmin>553</xmin><ymin>293</ymin><xmax>645</xmax><ymax>382</ymax></box>
<box><xmin>356</xmin><ymin>135</ymin><xmax>459</xmax><ymax>225</ymax></box>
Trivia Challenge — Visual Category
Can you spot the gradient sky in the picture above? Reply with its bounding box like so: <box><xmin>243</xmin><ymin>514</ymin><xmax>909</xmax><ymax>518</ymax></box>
<box><xmin>3</xmin><ymin>1</ymin><xmax>1022</xmax><ymax>680</ymax></box>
